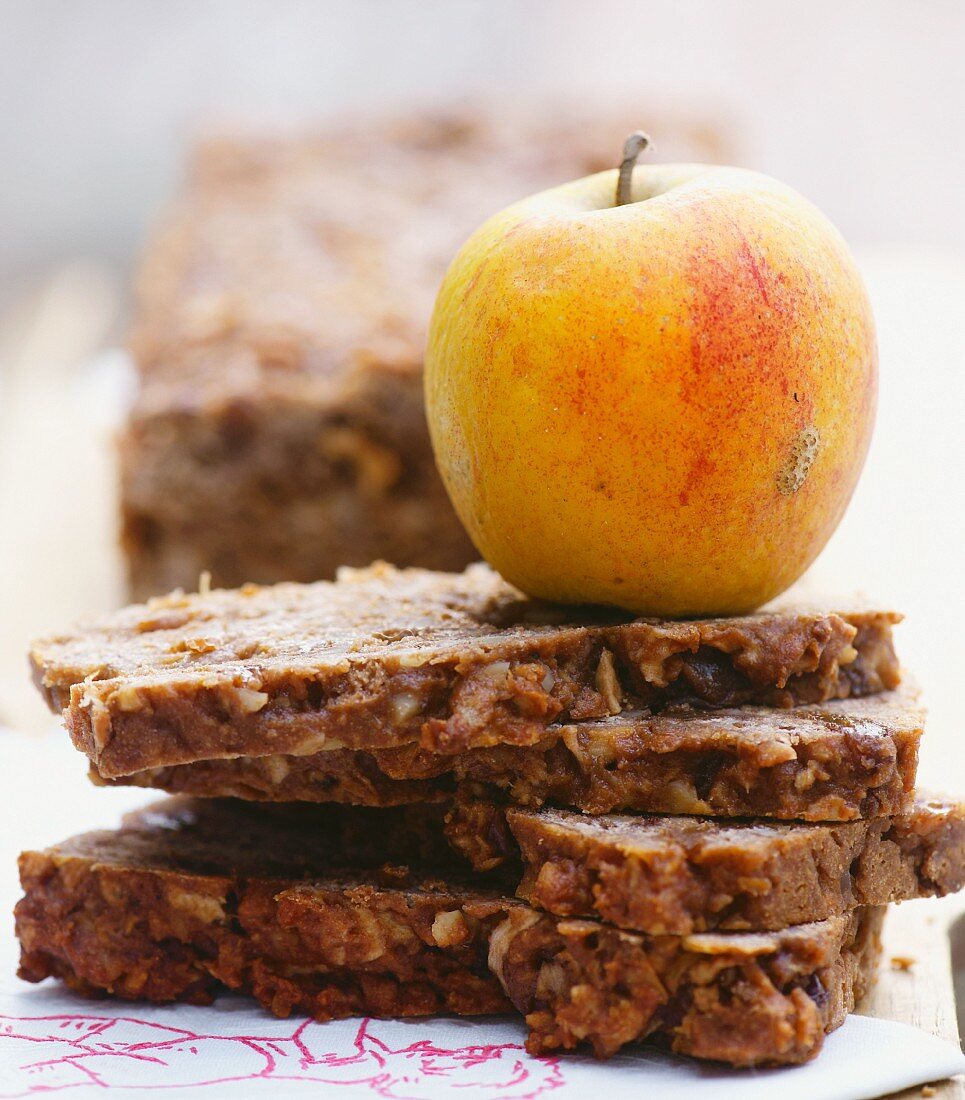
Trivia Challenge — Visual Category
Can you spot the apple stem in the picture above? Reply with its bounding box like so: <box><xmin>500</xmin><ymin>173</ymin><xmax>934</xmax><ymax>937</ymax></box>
<box><xmin>616</xmin><ymin>131</ymin><xmax>652</xmax><ymax>206</ymax></box>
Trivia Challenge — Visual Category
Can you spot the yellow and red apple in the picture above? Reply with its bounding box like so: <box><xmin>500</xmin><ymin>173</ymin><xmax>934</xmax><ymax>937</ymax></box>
<box><xmin>425</xmin><ymin>153</ymin><xmax>877</xmax><ymax>615</ymax></box>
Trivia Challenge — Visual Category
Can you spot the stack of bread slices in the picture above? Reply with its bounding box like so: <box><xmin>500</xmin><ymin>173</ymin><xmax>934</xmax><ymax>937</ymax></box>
<box><xmin>19</xmin><ymin>562</ymin><xmax>965</xmax><ymax>1066</ymax></box>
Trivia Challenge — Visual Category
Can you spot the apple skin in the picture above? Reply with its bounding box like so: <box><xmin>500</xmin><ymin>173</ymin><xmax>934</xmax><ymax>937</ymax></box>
<box><xmin>425</xmin><ymin>164</ymin><xmax>877</xmax><ymax>615</ymax></box>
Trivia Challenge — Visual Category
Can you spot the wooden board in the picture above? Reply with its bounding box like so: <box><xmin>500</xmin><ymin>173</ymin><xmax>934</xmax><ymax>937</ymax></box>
<box><xmin>871</xmin><ymin>897</ymin><xmax>965</xmax><ymax>1098</ymax></box>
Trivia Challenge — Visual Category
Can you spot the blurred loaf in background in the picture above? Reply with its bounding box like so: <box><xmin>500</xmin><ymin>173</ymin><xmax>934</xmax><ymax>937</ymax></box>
<box><xmin>120</xmin><ymin>106</ymin><xmax>727</xmax><ymax>598</ymax></box>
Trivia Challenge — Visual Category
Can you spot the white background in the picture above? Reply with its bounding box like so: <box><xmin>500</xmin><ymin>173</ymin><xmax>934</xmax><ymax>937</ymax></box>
<box><xmin>2</xmin><ymin>0</ymin><xmax>965</xmax><ymax>295</ymax></box>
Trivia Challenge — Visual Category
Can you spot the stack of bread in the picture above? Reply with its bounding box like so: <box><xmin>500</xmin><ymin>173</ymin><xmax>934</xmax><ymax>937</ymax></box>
<box><xmin>19</xmin><ymin>563</ymin><xmax>965</xmax><ymax>1066</ymax></box>
<box><xmin>14</xmin><ymin>107</ymin><xmax>965</xmax><ymax>1071</ymax></box>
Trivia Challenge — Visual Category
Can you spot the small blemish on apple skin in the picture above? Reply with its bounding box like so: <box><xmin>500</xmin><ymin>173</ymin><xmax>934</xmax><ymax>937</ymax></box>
<box><xmin>778</xmin><ymin>425</ymin><xmax>820</xmax><ymax>495</ymax></box>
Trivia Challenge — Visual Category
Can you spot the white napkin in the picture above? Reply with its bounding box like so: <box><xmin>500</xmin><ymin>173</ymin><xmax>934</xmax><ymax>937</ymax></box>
<box><xmin>1</xmin><ymin>731</ymin><xmax>963</xmax><ymax>1099</ymax></box>
<box><xmin>1</xmin><ymin>989</ymin><xmax>962</xmax><ymax>1100</ymax></box>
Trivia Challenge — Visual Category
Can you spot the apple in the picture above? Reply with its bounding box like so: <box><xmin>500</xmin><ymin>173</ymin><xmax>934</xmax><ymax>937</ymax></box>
<box><xmin>425</xmin><ymin>136</ymin><xmax>877</xmax><ymax>615</ymax></box>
